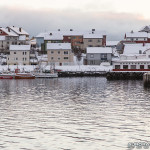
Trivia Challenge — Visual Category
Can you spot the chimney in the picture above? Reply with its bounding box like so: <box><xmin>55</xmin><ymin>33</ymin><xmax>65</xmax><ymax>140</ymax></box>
<box><xmin>50</xmin><ymin>33</ymin><xmax>52</xmax><ymax>35</ymax></box>
<box><xmin>58</xmin><ymin>29</ymin><xmax>60</xmax><ymax>31</ymax></box>
<box><xmin>92</xmin><ymin>29</ymin><xmax>95</xmax><ymax>32</ymax></box>
<box><xmin>70</xmin><ymin>29</ymin><xmax>73</xmax><ymax>31</ymax></box>
<box><xmin>19</xmin><ymin>27</ymin><xmax>22</xmax><ymax>32</ymax></box>
<box><xmin>8</xmin><ymin>28</ymin><xmax>10</xmax><ymax>32</ymax></box>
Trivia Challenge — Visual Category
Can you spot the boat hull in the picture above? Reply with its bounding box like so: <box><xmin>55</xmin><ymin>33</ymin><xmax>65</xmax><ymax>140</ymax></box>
<box><xmin>15</xmin><ymin>73</ymin><xmax>35</xmax><ymax>79</ymax></box>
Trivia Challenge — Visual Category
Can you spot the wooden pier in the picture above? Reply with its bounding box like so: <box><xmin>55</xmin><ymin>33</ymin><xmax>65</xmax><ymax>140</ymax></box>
<box><xmin>106</xmin><ymin>71</ymin><xmax>146</xmax><ymax>80</ymax></box>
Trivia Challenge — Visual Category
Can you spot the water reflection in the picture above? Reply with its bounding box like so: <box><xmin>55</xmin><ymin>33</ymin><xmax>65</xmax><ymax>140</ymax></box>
<box><xmin>0</xmin><ymin>78</ymin><xmax>150</xmax><ymax>150</ymax></box>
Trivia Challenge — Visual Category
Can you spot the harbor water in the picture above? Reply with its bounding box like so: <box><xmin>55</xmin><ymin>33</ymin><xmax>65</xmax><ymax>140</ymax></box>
<box><xmin>0</xmin><ymin>77</ymin><xmax>150</xmax><ymax>150</ymax></box>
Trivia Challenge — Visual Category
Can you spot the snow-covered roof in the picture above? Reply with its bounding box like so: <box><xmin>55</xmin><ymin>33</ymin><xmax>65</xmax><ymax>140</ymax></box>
<box><xmin>87</xmin><ymin>47</ymin><xmax>112</xmax><ymax>54</ymax></box>
<box><xmin>123</xmin><ymin>43</ymin><xmax>150</xmax><ymax>55</ymax></box>
<box><xmin>83</xmin><ymin>33</ymin><xmax>103</xmax><ymax>39</ymax></box>
<box><xmin>0</xmin><ymin>36</ymin><xmax>6</xmax><ymax>40</ymax></box>
<box><xmin>114</xmin><ymin>59</ymin><xmax>150</xmax><ymax>63</ymax></box>
<box><xmin>126</xmin><ymin>32</ymin><xmax>148</xmax><ymax>38</ymax></box>
<box><xmin>9</xmin><ymin>45</ymin><xmax>30</xmax><ymax>51</ymax></box>
<box><xmin>47</xmin><ymin>43</ymin><xmax>71</xmax><ymax>50</ymax></box>
<box><xmin>19</xmin><ymin>35</ymin><xmax>26</xmax><ymax>41</ymax></box>
<box><xmin>36</xmin><ymin>30</ymin><xmax>106</xmax><ymax>39</ymax></box>
<box><xmin>8</xmin><ymin>26</ymin><xmax>29</xmax><ymax>35</ymax></box>
<box><xmin>0</xmin><ymin>28</ymin><xmax>18</xmax><ymax>37</ymax></box>
<box><xmin>44</xmin><ymin>34</ymin><xmax>63</xmax><ymax>40</ymax></box>
<box><xmin>106</xmin><ymin>41</ymin><xmax>119</xmax><ymax>46</ymax></box>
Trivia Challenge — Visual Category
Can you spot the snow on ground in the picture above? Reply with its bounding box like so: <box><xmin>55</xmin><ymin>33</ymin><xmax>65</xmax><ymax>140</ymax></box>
<box><xmin>0</xmin><ymin>65</ymin><xmax>113</xmax><ymax>72</ymax></box>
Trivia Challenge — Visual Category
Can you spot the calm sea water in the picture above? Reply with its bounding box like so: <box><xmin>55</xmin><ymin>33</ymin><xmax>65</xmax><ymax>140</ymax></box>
<box><xmin>0</xmin><ymin>77</ymin><xmax>150</xmax><ymax>150</ymax></box>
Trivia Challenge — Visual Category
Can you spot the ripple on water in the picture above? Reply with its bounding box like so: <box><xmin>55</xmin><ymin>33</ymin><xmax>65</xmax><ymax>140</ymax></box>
<box><xmin>0</xmin><ymin>78</ymin><xmax>150</xmax><ymax>150</ymax></box>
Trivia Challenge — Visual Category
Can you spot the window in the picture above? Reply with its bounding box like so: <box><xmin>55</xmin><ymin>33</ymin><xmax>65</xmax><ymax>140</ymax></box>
<box><xmin>16</xmin><ymin>58</ymin><xmax>18</xmax><ymax>60</ymax></box>
<box><xmin>148</xmin><ymin>65</ymin><xmax>150</xmax><ymax>69</ymax></box>
<box><xmin>64</xmin><ymin>57</ymin><xmax>68</xmax><ymax>59</ymax></box>
<box><xmin>101</xmin><ymin>54</ymin><xmax>107</xmax><ymax>60</ymax></box>
<box><xmin>64</xmin><ymin>51</ymin><xmax>68</xmax><ymax>54</ymax></box>
<box><xmin>51</xmin><ymin>51</ymin><xmax>54</xmax><ymax>54</ymax></box>
<box><xmin>88</xmin><ymin>45</ymin><xmax>93</xmax><ymax>47</ymax></box>
<box><xmin>98</xmin><ymin>39</ymin><xmax>101</xmax><ymax>42</ymax></box>
<box><xmin>115</xmin><ymin>65</ymin><xmax>120</xmax><ymax>69</ymax></box>
<box><xmin>90</xmin><ymin>54</ymin><xmax>94</xmax><ymax>58</ymax></box>
<box><xmin>123</xmin><ymin>65</ymin><xmax>128</xmax><ymax>69</ymax></box>
<box><xmin>88</xmin><ymin>39</ymin><xmax>92</xmax><ymax>42</ymax></box>
<box><xmin>139</xmin><ymin>50</ymin><xmax>142</xmax><ymax>54</ymax></box>
<box><xmin>25</xmin><ymin>52</ymin><xmax>27</xmax><ymax>55</ymax></box>
<box><xmin>58</xmin><ymin>51</ymin><xmax>60</xmax><ymax>54</ymax></box>
<box><xmin>51</xmin><ymin>57</ymin><xmax>53</xmax><ymax>60</ymax></box>
<box><xmin>131</xmin><ymin>65</ymin><xmax>136</xmax><ymax>69</ymax></box>
<box><xmin>58</xmin><ymin>58</ymin><xmax>60</xmax><ymax>60</ymax></box>
<box><xmin>23</xmin><ymin>52</ymin><xmax>24</xmax><ymax>55</ymax></box>
<box><xmin>140</xmin><ymin>65</ymin><xmax>144</xmax><ymax>69</ymax></box>
<box><xmin>14</xmin><ymin>52</ymin><xmax>16</xmax><ymax>54</ymax></box>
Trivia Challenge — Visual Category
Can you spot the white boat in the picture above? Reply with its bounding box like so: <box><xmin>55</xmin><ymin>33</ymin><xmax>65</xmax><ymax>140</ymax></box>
<box><xmin>34</xmin><ymin>73</ymin><xmax>58</xmax><ymax>78</ymax></box>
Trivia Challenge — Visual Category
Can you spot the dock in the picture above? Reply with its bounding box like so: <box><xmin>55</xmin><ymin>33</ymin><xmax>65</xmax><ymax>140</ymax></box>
<box><xmin>106</xmin><ymin>71</ymin><xmax>146</xmax><ymax>80</ymax></box>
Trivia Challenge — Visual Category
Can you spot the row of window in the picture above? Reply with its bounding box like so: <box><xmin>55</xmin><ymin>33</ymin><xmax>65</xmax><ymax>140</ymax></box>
<box><xmin>128</xmin><ymin>38</ymin><xmax>147</xmax><ymax>41</ymax></box>
<box><xmin>8</xmin><ymin>57</ymin><xmax>27</xmax><ymax>61</ymax></box>
<box><xmin>90</xmin><ymin>54</ymin><xmax>107</xmax><ymax>58</ymax></box>
<box><xmin>115</xmin><ymin>65</ymin><xmax>150</xmax><ymax>69</ymax></box>
<box><xmin>51</xmin><ymin>57</ymin><xmax>68</xmax><ymax>60</ymax></box>
<box><xmin>51</xmin><ymin>51</ymin><xmax>69</xmax><ymax>54</ymax></box>
<box><xmin>14</xmin><ymin>52</ymin><xmax>27</xmax><ymax>55</ymax></box>
<box><xmin>88</xmin><ymin>39</ymin><xmax>101</xmax><ymax>42</ymax></box>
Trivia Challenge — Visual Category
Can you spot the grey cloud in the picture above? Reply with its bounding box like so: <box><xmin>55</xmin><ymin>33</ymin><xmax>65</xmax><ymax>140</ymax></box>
<box><xmin>0</xmin><ymin>6</ymin><xmax>150</xmax><ymax>40</ymax></box>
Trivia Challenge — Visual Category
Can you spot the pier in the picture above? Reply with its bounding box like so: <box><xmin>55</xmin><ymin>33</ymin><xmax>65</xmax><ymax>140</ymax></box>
<box><xmin>58</xmin><ymin>71</ymin><xmax>106</xmax><ymax>77</ymax></box>
<box><xmin>106</xmin><ymin>71</ymin><xmax>146</xmax><ymax>80</ymax></box>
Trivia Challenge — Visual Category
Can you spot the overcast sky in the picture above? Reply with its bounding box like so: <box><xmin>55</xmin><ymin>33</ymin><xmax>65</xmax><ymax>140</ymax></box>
<box><xmin>0</xmin><ymin>0</ymin><xmax>150</xmax><ymax>40</ymax></box>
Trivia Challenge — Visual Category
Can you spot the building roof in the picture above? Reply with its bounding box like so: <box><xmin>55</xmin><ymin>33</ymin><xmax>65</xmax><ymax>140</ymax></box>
<box><xmin>83</xmin><ymin>33</ymin><xmax>103</xmax><ymax>39</ymax></box>
<box><xmin>47</xmin><ymin>43</ymin><xmax>71</xmax><ymax>50</ymax></box>
<box><xmin>8</xmin><ymin>26</ymin><xmax>29</xmax><ymax>35</ymax></box>
<box><xmin>123</xmin><ymin>43</ymin><xmax>150</xmax><ymax>55</ymax></box>
<box><xmin>36</xmin><ymin>30</ymin><xmax>106</xmax><ymax>39</ymax></box>
<box><xmin>126</xmin><ymin>32</ymin><xmax>148</xmax><ymax>38</ymax></box>
<box><xmin>87</xmin><ymin>47</ymin><xmax>112</xmax><ymax>54</ymax></box>
<box><xmin>9</xmin><ymin>45</ymin><xmax>30</xmax><ymax>51</ymax></box>
<box><xmin>0</xmin><ymin>28</ymin><xmax>18</xmax><ymax>37</ymax></box>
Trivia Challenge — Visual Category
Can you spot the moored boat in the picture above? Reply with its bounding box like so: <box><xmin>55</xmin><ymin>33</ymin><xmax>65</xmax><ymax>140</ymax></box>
<box><xmin>0</xmin><ymin>74</ymin><xmax>14</xmax><ymax>79</ymax></box>
<box><xmin>15</xmin><ymin>73</ymin><xmax>35</xmax><ymax>79</ymax></box>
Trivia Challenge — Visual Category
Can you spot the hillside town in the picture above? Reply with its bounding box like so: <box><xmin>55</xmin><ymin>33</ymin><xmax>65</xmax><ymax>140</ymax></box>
<box><xmin>1</xmin><ymin>25</ymin><xmax>150</xmax><ymax>73</ymax></box>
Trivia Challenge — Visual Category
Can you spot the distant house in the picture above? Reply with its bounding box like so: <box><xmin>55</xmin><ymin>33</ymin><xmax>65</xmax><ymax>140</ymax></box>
<box><xmin>106</xmin><ymin>41</ymin><xmax>119</xmax><ymax>48</ymax></box>
<box><xmin>83</xmin><ymin>33</ymin><xmax>106</xmax><ymax>50</ymax></box>
<box><xmin>86</xmin><ymin>47</ymin><xmax>112</xmax><ymax>65</ymax></box>
<box><xmin>36</xmin><ymin>29</ymin><xmax>107</xmax><ymax>53</ymax></box>
<box><xmin>7</xmin><ymin>45</ymin><xmax>30</xmax><ymax>65</ymax></box>
<box><xmin>0</xmin><ymin>26</ymin><xmax>29</xmax><ymax>53</ymax></box>
<box><xmin>46</xmin><ymin>43</ymin><xmax>74</xmax><ymax>66</ymax></box>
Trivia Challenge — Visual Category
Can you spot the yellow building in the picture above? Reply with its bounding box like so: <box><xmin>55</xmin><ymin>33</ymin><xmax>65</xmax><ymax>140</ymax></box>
<box><xmin>47</xmin><ymin>43</ymin><xmax>74</xmax><ymax>66</ymax></box>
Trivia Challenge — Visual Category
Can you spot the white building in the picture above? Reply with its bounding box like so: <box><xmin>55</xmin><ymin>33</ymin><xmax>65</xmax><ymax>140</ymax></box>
<box><xmin>7</xmin><ymin>45</ymin><xmax>30</xmax><ymax>65</ymax></box>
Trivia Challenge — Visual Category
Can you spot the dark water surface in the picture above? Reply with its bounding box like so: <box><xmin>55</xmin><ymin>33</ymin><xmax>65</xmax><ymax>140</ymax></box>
<box><xmin>0</xmin><ymin>77</ymin><xmax>150</xmax><ymax>150</ymax></box>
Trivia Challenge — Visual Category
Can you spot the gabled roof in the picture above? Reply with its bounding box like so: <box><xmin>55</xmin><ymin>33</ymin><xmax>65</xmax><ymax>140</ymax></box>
<box><xmin>87</xmin><ymin>47</ymin><xmax>112</xmax><ymax>54</ymax></box>
<box><xmin>47</xmin><ymin>43</ymin><xmax>71</xmax><ymax>50</ymax></box>
<box><xmin>106</xmin><ymin>41</ymin><xmax>119</xmax><ymax>46</ymax></box>
<box><xmin>7</xmin><ymin>26</ymin><xmax>29</xmax><ymax>36</ymax></box>
<box><xmin>9</xmin><ymin>45</ymin><xmax>30</xmax><ymax>51</ymax></box>
<box><xmin>0</xmin><ymin>28</ymin><xmax>18</xmax><ymax>37</ymax></box>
